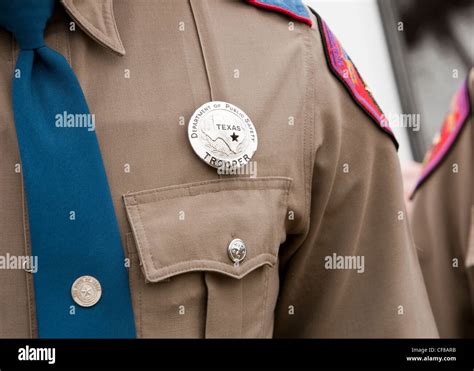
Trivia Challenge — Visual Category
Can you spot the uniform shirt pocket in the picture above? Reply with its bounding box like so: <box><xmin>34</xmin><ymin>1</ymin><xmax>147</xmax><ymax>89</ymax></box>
<box><xmin>123</xmin><ymin>177</ymin><xmax>292</xmax><ymax>338</ymax></box>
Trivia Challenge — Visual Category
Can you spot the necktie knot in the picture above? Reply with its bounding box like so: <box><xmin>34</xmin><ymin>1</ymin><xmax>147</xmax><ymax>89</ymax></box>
<box><xmin>0</xmin><ymin>0</ymin><xmax>55</xmax><ymax>50</ymax></box>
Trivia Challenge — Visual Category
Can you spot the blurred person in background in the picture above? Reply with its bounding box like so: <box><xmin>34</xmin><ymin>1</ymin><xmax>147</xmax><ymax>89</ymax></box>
<box><xmin>410</xmin><ymin>68</ymin><xmax>474</xmax><ymax>338</ymax></box>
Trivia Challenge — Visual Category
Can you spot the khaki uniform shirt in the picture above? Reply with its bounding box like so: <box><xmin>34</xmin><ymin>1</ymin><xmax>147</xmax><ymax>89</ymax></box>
<box><xmin>0</xmin><ymin>0</ymin><xmax>438</xmax><ymax>338</ymax></box>
<box><xmin>411</xmin><ymin>69</ymin><xmax>474</xmax><ymax>338</ymax></box>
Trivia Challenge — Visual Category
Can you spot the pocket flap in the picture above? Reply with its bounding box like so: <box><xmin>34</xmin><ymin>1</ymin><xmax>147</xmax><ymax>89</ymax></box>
<box><xmin>123</xmin><ymin>177</ymin><xmax>291</xmax><ymax>282</ymax></box>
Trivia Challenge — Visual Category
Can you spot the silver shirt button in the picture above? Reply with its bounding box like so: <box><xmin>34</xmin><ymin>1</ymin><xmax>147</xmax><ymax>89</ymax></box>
<box><xmin>71</xmin><ymin>275</ymin><xmax>102</xmax><ymax>308</ymax></box>
<box><xmin>228</xmin><ymin>238</ymin><xmax>247</xmax><ymax>263</ymax></box>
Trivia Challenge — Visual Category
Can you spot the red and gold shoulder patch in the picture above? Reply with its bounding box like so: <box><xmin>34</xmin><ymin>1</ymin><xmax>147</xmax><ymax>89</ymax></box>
<box><xmin>411</xmin><ymin>79</ymin><xmax>471</xmax><ymax>197</ymax></box>
<box><xmin>315</xmin><ymin>13</ymin><xmax>398</xmax><ymax>149</ymax></box>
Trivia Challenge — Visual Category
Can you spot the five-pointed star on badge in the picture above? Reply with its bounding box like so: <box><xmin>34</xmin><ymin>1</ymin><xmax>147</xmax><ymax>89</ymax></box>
<box><xmin>81</xmin><ymin>286</ymin><xmax>93</xmax><ymax>297</ymax></box>
<box><xmin>230</xmin><ymin>132</ymin><xmax>239</xmax><ymax>142</ymax></box>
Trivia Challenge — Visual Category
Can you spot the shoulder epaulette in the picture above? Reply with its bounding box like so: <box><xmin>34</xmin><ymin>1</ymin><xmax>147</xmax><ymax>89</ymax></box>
<box><xmin>246</xmin><ymin>0</ymin><xmax>313</xmax><ymax>27</ymax></box>
<box><xmin>246</xmin><ymin>2</ymin><xmax>398</xmax><ymax>148</ymax></box>
<box><xmin>314</xmin><ymin>11</ymin><xmax>399</xmax><ymax>149</ymax></box>
<box><xmin>411</xmin><ymin>79</ymin><xmax>471</xmax><ymax>197</ymax></box>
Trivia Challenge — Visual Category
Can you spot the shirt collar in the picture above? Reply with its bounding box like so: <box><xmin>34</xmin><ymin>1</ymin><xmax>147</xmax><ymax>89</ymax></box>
<box><xmin>61</xmin><ymin>0</ymin><xmax>125</xmax><ymax>56</ymax></box>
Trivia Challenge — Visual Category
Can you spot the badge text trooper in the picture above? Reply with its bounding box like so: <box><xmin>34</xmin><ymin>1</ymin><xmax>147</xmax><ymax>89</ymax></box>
<box><xmin>188</xmin><ymin>101</ymin><xmax>258</xmax><ymax>170</ymax></box>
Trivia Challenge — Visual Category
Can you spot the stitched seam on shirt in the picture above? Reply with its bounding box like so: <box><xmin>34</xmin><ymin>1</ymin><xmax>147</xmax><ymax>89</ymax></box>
<box><xmin>126</xmin><ymin>204</ymin><xmax>153</xmax><ymax>281</ymax></box>
<box><xmin>260</xmin><ymin>265</ymin><xmax>269</xmax><ymax>338</ymax></box>
<box><xmin>8</xmin><ymin>47</ymin><xmax>35</xmax><ymax>336</ymax></box>
<box><xmin>21</xmin><ymin>176</ymin><xmax>37</xmax><ymax>338</ymax></box>
<box><xmin>148</xmin><ymin>254</ymin><xmax>276</xmax><ymax>278</ymax></box>
<box><xmin>144</xmin><ymin>256</ymin><xmax>276</xmax><ymax>282</ymax></box>
<box><xmin>64</xmin><ymin>0</ymin><xmax>123</xmax><ymax>54</ymax></box>
<box><xmin>126</xmin><ymin>234</ymin><xmax>143</xmax><ymax>338</ymax></box>
<box><xmin>132</xmin><ymin>187</ymin><xmax>287</xmax><ymax>207</ymax></box>
<box><xmin>135</xmin><ymin>203</ymin><xmax>157</xmax><ymax>278</ymax></box>
<box><xmin>126</xmin><ymin>178</ymin><xmax>292</xmax><ymax>206</ymax></box>
<box><xmin>302</xmin><ymin>22</ymin><xmax>315</xmax><ymax>236</ymax></box>
<box><xmin>124</xmin><ymin>177</ymin><xmax>292</xmax><ymax>200</ymax></box>
<box><xmin>136</xmin><ymin>249</ymin><xmax>144</xmax><ymax>338</ymax></box>
<box><xmin>108</xmin><ymin>0</ymin><xmax>125</xmax><ymax>52</ymax></box>
<box><xmin>189</xmin><ymin>0</ymin><xmax>214</xmax><ymax>101</ymax></box>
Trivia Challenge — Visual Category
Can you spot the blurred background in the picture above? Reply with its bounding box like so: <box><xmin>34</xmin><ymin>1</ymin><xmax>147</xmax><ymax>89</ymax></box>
<box><xmin>306</xmin><ymin>0</ymin><xmax>473</xmax><ymax>203</ymax></box>
<box><xmin>304</xmin><ymin>0</ymin><xmax>474</xmax><ymax>206</ymax></box>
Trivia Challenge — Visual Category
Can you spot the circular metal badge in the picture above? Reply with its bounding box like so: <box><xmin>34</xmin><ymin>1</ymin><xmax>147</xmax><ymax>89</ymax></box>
<box><xmin>71</xmin><ymin>275</ymin><xmax>102</xmax><ymax>308</ymax></box>
<box><xmin>188</xmin><ymin>101</ymin><xmax>258</xmax><ymax>170</ymax></box>
<box><xmin>228</xmin><ymin>238</ymin><xmax>247</xmax><ymax>263</ymax></box>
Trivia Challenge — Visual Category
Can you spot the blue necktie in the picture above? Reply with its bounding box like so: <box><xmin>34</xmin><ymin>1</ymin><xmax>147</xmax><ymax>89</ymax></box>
<box><xmin>0</xmin><ymin>0</ymin><xmax>136</xmax><ymax>338</ymax></box>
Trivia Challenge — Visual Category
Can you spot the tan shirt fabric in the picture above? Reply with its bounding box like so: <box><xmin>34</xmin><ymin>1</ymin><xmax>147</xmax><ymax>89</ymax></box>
<box><xmin>0</xmin><ymin>0</ymin><xmax>437</xmax><ymax>338</ymax></box>
<box><xmin>411</xmin><ymin>70</ymin><xmax>474</xmax><ymax>338</ymax></box>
